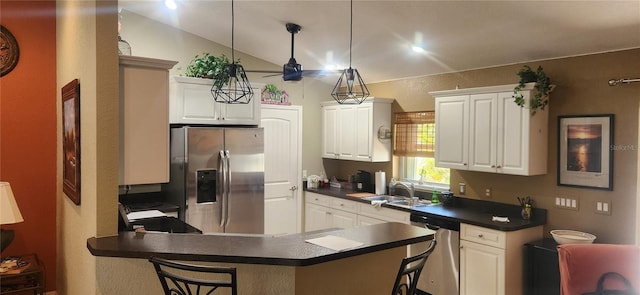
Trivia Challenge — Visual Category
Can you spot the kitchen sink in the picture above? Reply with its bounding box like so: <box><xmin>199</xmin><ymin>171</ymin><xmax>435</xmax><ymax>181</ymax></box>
<box><xmin>362</xmin><ymin>195</ymin><xmax>408</xmax><ymax>202</ymax></box>
<box><xmin>361</xmin><ymin>195</ymin><xmax>435</xmax><ymax>208</ymax></box>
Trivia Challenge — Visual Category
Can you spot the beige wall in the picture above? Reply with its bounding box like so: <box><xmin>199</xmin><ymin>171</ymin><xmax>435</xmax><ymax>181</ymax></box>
<box><xmin>325</xmin><ymin>49</ymin><xmax>640</xmax><ymax>244</ymax></box>
<box><xmin>57</xmin><ymin>0</ymin><xmax>119</xmax><ymax>294</ymax></box>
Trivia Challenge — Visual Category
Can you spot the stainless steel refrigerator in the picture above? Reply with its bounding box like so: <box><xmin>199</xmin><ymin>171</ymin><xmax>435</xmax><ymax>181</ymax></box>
<box><xmin>163</xmin><ymin>126</ymin><xmax>264</xmax><ymax>234</ymax></box>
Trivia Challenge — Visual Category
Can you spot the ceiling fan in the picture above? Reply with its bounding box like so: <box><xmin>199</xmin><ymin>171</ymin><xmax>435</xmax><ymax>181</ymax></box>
<box><xmin>246</xmin><ymin>23</ymin><xmax>339</xmax><ymax>81</ymax></box>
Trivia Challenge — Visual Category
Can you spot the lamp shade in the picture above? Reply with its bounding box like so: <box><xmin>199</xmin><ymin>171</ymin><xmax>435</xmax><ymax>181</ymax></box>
<box><xmin>0</xmin><ymin>182</ymin><xmax>24</xmax><ymax>224</ymax></box>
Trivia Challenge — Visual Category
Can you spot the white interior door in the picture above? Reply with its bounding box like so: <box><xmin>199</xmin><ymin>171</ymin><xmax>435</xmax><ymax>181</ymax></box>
<box><xmin>261</xmin><ymin>105</ymin><xmax>302</xmax><ymax>235</ymax></box>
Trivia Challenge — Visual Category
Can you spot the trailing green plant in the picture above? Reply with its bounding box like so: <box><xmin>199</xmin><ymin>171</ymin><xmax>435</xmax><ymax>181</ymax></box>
<box><xmin>183</xmin><ymin>53</ymin><xmax>239</xmax><ymax>89</ymax></box>
<box><xmin>513</xmin><ymin>65</ymin><xmax>552</xmax><ymax>115</ymax></box>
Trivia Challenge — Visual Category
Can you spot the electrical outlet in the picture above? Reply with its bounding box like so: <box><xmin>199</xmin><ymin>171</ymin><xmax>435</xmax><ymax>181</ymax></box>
<box><xmin>555</xmin><ymin>196</ymin><xmax>579</xmax><ymax>211</ymax></box>
<box><xmin>485</xmin><ymin>188</ymin><xmax>491</xmax><ymax>197</ymax></box>
<box><xmin>595</xmin><ymin>200</ymin><xmax>612</xmax><ymax>215</ymax></box>
<box><xmin>459</xmin><ymin>183</ymin><xmax>466</xmax><ymax>195</ymax></box>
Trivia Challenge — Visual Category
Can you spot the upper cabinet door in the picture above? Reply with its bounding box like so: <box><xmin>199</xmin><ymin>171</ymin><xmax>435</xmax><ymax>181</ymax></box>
<box><xmin>498</xmin><ymin>90</ymin><xmax>548</xmax><ymax>175</ymax></box>
<box><xmin>119</xmin><ymin>56</ymin><xmax>178</xmax><ymax>185</ymax></box>
<box><xmin>435</xmin><ymin>95</ymin><xmax>469</xmax><ymax>170</ymax></box>
<box><xmin>169</xmin><ymin>76</ymin><xmax>261</xmax><ymax>125</ymax></box>
<box><xmin>469</xmin><ymin>93</ymin><xmax>498</xmax><ymax>172</ymax></box>
<box><xmin>322</xmin><ymin>105</ymin><xmax>339</xmax><ymax>158</ymax></box>
<box><xmin>337</xmin><ymin>105</ymin><xmax>357</xmax><ymax>159</ymax></box>
<box><xmin>354</xmin><ymin>104</ymin><xmax>373</xmax><ymax>161</ymax></box>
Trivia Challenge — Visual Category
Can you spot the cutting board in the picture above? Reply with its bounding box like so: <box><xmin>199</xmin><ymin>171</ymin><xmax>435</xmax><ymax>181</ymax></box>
<box><xmin>345</xmin><ymin>192</ymin><xmax>376</xmax><ymax>198</ymax></box>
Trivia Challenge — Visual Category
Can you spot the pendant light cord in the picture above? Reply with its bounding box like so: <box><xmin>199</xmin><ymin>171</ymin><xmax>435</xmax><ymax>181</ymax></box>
<box><xmin>349</xmin><ymin>0</ymin><xmax>353</xmax><ymax>69</ymax></box>
<box><xmin>231</xmin><ymin>0</ymin><xmax>235</xmax><ymax>63</ymax></box>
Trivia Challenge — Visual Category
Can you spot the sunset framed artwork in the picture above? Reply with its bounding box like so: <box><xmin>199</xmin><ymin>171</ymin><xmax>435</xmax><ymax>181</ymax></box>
<box><xmin>557</xmin><ymin>114</ymin><xmax>613</xmax><ymax>190</ymax></box>
<box><xmin>62</xmin><ymin>79</ymin><xmax>81</xmax><ymax>205</ymax></box>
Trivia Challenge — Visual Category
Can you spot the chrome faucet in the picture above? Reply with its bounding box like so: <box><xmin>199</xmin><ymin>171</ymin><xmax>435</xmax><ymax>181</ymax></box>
<box><xmin>393</xmin><ymin>181</ymin><xmax>415</xmax><ymax>199</ymax></box>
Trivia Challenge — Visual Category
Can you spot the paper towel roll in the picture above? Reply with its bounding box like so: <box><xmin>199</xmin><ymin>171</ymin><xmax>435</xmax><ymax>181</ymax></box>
<box><xmin>375</xmin><ymin>171</ymin><xmax>386</xmax><ymax>195</ymax></box>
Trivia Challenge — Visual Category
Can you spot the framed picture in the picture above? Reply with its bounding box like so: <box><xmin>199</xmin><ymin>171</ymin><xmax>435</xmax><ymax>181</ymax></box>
<box><xmin>62</xmin><ymin>79</ymin><xmax>81</xmax><ymax>205</ymax></box>
<box><xmin>557</xmin><ymin>114</ymin><xmax>613</xmax><ymax>190</ymax></box>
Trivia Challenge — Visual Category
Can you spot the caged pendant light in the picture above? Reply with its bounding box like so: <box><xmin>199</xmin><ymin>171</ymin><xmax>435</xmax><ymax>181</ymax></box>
<box><xmin>211</xmin><ymin>0</ymin><xmax>253</xmax><ymax>104</ymax></box>
<box><xmin>331</xmin><ymin>0</ymin><xmax>370</xmax><ymax>104</ymax></box>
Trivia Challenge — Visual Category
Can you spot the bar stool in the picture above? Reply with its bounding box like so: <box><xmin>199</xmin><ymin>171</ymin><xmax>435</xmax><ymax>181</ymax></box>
<box><xmin>149</xmin><ymin>256</ymin><xmax>238</xmax><ymax>295</ymax></box>
<box><xmin>391</xmin><ymin>240</ymin><xmax>437</xmax><ymax>295</ymax></box>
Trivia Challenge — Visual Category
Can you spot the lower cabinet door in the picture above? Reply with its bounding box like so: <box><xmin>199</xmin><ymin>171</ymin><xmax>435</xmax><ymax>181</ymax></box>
<box><xmin>460</xmin><ymin>240</ymin><xmax>505</xmax><ymax>295</ymax></box>
<box><xmin>330</xmin><ymin>209</ymin><xmax>357</xmax><ymax>229</ymax></box>
<box><xmin>357</xmin><ymin>215</ymin><xmax>387</xmax><ymax>227</ymax></box>
<box><xmin>304</xmin><ymin>203</ymin><xmax>331</xmax><ymax>232</ymax></box>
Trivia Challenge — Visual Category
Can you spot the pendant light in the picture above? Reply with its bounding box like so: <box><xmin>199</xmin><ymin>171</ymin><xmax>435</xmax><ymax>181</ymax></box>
<box><xmin>211</xmin><ymin>0</ymin><xmax>253</xmax><ymax>104</ymax></box>
<box><xmin>331</xmin><ymin>0</ymin><xmax>370</xmax><ymax>104</ymax></box>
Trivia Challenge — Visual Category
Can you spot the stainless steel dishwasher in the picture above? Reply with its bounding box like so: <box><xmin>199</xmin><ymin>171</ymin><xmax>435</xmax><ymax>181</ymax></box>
<box><xmin>410</xmin><ymin>213</ymin><xmax>460</xmax><ymax>295</ymax></box>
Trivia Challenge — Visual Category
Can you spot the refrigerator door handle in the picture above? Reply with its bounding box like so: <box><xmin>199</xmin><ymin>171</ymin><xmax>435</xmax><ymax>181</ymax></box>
<box><xmin>224</xmin><ymin>150</ymin><xmax>231</xmax><ymax>229</ymax></box>
<box><xmin>218</xmin><ymin>150</ymin><xmax>226</xmax><ymax>228</ymax></box>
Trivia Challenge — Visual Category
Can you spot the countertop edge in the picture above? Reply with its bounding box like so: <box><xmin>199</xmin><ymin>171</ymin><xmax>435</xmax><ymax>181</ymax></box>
<box><xmin>87</xmin><ymin>223</ymin><xmax>434</xmax><ymax>267</ymax></box>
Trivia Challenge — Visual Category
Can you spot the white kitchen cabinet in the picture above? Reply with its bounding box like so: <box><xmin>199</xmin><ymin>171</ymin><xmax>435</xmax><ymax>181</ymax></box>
<box><xmin>321</xmin><ymin>105</ymin><xmax>339</xmax><ymax>158</ymax></box>
<box><xmin>434</xmin><ymin>95</ymin><xmax>469</xmax><ymax>170</ymax></box>
<box><xmin>304</xmin><ymin>192</ymin><xmax>409</xmax><ymax>232</ymax></box>
<box><xmin>305</xmin><ymin>193</ymin><xmax>357</xmax><ymax>231</ymax></box>
<box><xmin>358</xmin><ymin>202</ymin><xmax>410</xmax><ymax>224</ymax></box>
<box><xmin>357</xmin><ymin>215</ymin><xmax>387</xmax><ymax>226</ymax></box>
<box><xmin>431</xmin><ymin>83</ymin><xmax>550</xmax><ymax>175</ymax></box>
<box><xmin>321</xmin><ymin>97</ymin><xmax>394</xmax><ymax>162</ymax></box>
<box><xmin>119</xmin><ymin>56</ymin><xmax>177</xmax><ymax>185</ymax></box>
<box><xmin>169</xmin><ymin>76</ymin><xmax>263</xmax><ymax>125</ymax></box>
<box><xmin>459</xmin><ymin>223</ymin><xmax>542</xmax><ymax>295</ymax></box>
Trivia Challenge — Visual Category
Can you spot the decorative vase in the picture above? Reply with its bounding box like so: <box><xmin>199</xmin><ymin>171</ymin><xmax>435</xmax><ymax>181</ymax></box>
<box><xmin>118</xmin><ymin>35</ymin><xmax>131</xmax><ymax>56</ymax></box>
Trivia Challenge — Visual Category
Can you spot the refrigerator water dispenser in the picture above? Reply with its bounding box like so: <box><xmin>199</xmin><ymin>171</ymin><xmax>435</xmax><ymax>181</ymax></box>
<box><xmin>196</xmin><ymin>169</ymin><xmax>216</xmax><ymax>203</ymax></box>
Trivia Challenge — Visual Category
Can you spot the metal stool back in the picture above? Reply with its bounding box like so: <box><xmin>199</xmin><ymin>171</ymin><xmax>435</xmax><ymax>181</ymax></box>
<box><xmin>149</xmin><ymin>256</ymin><xmax>238</xmax><ymax>295</ymax></box>
<box><xmin>391</xmin><ymin>239</ymin><xmax>437</xmax><ymax>295</ymax></box>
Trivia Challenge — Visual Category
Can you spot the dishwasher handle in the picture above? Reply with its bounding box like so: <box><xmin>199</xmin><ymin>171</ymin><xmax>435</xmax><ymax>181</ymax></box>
<box><xmin>425</xmin><ymin>223</ymin><xmax>440</xmax><ymax>231</ymax></box>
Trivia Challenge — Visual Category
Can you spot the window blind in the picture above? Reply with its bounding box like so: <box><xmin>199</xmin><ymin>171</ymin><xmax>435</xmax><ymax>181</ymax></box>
<box><xmin>393</xmin><ymin>111</ymin><xmax>435</xmax><ymax>157</ymax></box>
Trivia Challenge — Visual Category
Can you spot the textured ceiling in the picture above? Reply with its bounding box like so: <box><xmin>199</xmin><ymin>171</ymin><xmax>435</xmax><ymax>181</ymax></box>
<box><xmin>119</xmin><ymin>0</ymin><xmax>640</xmax><ymax>83</ymax></box>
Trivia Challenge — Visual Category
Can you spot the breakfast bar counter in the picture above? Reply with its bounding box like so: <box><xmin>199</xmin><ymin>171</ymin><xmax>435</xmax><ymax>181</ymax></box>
<box><xmin>88</xmin><ymin>223</ymin><xmax>434</xmax><ymax>294</ymax></box>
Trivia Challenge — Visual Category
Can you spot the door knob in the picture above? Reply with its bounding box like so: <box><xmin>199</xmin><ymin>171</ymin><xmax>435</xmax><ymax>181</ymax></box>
<box><xmin>290</xmin><ymin>186</ymin><xmax>298</xmax><ymax>191</ymax></box>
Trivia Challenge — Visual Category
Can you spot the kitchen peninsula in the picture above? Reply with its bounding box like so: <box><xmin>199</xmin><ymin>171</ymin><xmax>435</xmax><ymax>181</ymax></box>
<box><xmin>88</xmin><ymin>222</ymin><xmax>434</xmax><ymax>294</ymax></box>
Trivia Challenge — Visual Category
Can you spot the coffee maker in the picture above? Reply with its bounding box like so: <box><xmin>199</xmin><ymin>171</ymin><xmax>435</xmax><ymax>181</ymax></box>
<box><xmin>353</xmin><ymin>170</ymin><xmax>373</xmax><ymax>192</ymax></box>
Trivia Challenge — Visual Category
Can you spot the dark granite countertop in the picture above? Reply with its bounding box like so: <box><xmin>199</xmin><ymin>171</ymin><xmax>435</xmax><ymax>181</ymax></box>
<box><xmin>87</xmin><ymin>222</ymin><xmax>434</xmax><ymax>266</ymax></box>
<box><xmin>305</xmin><ymin>186</ymin><xmax>547</xmax><ymax>231</ymax></box>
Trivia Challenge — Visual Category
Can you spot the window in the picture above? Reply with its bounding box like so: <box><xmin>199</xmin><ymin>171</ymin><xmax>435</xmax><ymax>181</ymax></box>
<box><xmin>394</xmin><ymin>111</ymin><xmax>450</xmax><ymax>190</ymax></box>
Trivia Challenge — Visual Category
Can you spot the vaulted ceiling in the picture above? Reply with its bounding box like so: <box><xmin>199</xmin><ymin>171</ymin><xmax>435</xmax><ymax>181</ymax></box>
<box><xmin>119</xmin><ymin>0</ymin><xmax>640</xmax><ymax>83</ymax></box>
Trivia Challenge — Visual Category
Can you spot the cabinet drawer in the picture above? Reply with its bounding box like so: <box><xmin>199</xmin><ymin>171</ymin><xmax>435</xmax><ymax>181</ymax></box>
<box><xmin>359</xmin><ymin>203</ymin><xmax>410</xmax><ymax>223</ymax></box>
<box><xmin>306</xmin><ymin>192</ymin><xmax>332</xmax><ymax>207</ymax></box>
<box><xmin>461</xmin><ymin>223</ymin><xmax>506</xmax><ymax>249</ymax></box>
<box><xmin>332</xmin><ymin>198</ymin><xmax>358</xmax><ymax>212</ymax></box>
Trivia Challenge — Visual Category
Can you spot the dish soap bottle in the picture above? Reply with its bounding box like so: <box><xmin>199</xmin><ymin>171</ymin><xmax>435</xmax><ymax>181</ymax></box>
<box><xmin>431</xmin><ymin>190</ymin><xmax>440</xmax><ymax>204</ymax></box>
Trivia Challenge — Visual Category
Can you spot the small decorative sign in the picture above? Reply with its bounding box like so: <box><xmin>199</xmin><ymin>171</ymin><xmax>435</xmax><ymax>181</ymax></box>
<box><xmin>261</xmin><ymin>84</ymin><xmax>290</xmax><ymax>105</ymax></box>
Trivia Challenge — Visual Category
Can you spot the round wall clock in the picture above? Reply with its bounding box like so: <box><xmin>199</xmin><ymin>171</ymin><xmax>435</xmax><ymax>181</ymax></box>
<box><xmin>1</xmin><ymin>25</ymin><xmax>20</xmax><ymax>77</ymax></box>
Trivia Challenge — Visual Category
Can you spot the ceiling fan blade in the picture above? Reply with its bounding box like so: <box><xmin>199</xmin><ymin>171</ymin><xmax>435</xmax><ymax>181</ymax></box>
<box><xmin>245</xmin><ymin>69</ymin><xmax>282</xmax><ymax>74</ymax></box>
<box><xmin>301</xmin><ymin>69</ymin><xmax>343</xmax><ymax>76</ymax></box>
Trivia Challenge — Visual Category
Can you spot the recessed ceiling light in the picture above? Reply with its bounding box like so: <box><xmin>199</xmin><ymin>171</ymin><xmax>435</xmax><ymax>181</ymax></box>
<box><xmin>412</xmin><ymin>45</ymin><xmax>425</xmax><ymax>53</ymax></box>
<box><xmin>165</xmin><ymin>0</ymin><xmax>177</xmax><ymax>10</ymax></box>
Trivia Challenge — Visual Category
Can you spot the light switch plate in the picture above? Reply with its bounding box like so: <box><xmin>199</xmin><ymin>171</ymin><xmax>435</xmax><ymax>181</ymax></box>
<box><xmin>595</xmin><ymin>200</ymin><xmax>612</xmax><ymax>215</ymax></box>
<box><xmin>555</xmin><ymin>196</ymin><xmax>579</xmax><ymax>211</ymax></box>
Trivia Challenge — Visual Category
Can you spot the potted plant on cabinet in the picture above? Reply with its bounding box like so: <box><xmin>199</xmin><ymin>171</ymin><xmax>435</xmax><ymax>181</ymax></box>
<box><xmin>513</xmin><ymin>65</ymin><xmax>552</xmax><ymax>115</ymax></box>
<box><xmin>183</xmin><ymin>53</ymin><xmax>237</xmax><ymax>90</ymax></box>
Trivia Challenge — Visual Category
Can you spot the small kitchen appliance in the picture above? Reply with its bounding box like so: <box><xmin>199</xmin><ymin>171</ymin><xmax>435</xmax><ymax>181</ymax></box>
<box><xmin>353</xmin><ymin>170</ymin><xmax>372</xmax><ymax>192</ymax></box>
